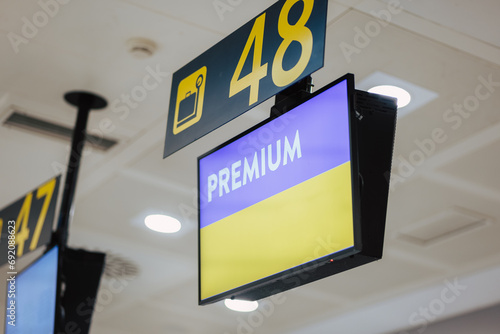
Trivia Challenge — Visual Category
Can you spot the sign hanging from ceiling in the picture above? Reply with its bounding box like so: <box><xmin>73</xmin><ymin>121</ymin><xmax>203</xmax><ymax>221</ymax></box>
<box><xmin>0</xmin><ymin>175</ymin><xmax>61</xmax><ymax>266</ymax></box>
<box><xmin>197</xmin><ymin>74</ymin><xmax>397</xmax><ymax>304</ymax></box>
<box><xmin>198</xmin><ymin>76</ymin><xmax>355</xmax><ymax>304</ymax></box>
<box><xmin>164</xmin><ymin>0</ymin><xmax>328</xmax><ymax>157</ymax></box>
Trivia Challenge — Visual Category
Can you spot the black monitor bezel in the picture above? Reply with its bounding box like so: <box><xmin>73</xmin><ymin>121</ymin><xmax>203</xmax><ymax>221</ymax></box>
<box><xmin>197</xmin><ymin>73</ymin><xmax>363</xmax><ymax>305</ymax></box>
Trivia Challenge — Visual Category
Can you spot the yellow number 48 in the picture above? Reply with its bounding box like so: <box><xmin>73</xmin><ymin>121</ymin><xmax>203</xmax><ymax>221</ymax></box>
<box><xmin>229</xmin><ymin>0</ymin><xmax>314</xmax><ymax>107</ymax></box>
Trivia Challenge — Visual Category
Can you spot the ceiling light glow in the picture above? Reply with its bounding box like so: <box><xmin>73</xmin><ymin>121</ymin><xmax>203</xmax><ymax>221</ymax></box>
<box><xmin>144</xmin><ymin>214</ymin><xmax>181</xmax><ymax>233</ymax></box>
<box><xmin>224</xmin><ymin>299</ymin><xmax>258</xmax><ymax>312</ymax></box>
<box><xmin>368</xmin><ymin>85</ymin><xmax>411</xmax><ymax>108</ymax></box>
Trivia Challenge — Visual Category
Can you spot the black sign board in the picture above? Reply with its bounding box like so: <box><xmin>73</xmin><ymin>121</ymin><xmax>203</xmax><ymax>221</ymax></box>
<box><xmin>0</xmin><ymin>175</ymin><xmax>60</xmax><ymax>266</ymax></box>
<box><xmin>164</xmin><ymin>0</ymin><xmax>327</xmax><ymax>157</ymax></box>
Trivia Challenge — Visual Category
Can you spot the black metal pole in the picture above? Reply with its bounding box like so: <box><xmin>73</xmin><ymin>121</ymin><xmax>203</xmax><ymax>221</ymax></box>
<box><xmin>57</xmin><ymin>103</ymin><xmax>89</xmax><ymax>249</ymax></box>
<box><xmin>54</xmin><ymin>91</ymin><xmax>107</xmax><ymax>333</ymax></box>
<box><xmin>55</xmin><ymin>91</ymin><xmax>107</xmax><ymax>250</ymax></box>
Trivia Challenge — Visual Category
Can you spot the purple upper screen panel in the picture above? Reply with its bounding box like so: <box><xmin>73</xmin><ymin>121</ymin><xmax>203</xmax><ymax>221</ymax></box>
<box><xmin>199</xmin><ymin>79</ymin><xmax>350</xmax><ymax>228</ymax></box>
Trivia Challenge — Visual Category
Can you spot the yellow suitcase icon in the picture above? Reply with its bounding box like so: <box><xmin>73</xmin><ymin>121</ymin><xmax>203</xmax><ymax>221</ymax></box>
<box><xmin>173</xmin><ymin>66</ymin><xmax>207</xmax><ymax>134</ymax></box>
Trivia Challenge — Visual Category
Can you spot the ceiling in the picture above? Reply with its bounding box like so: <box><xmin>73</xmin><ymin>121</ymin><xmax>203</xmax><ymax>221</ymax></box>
<box><xmin>1</xmin><ymin>0</ymin><xmax>500</xmax><ymax>333</ymax></box>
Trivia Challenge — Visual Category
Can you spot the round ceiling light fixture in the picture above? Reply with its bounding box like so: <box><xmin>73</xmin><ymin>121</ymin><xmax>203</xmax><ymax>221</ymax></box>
<box><xmin>224</xmin><ymin>299</ymin><xmax>259</xmax><ymax>312</ymax></box>
<box><xmin>368</xmin><ymin>85</ymin><xmax>411</xmax><ymax>108</ymax></box>
<box><xmin>144</xmin><ymin>214</ymin><xmax>181</xmax><ymax>233</ymax></box>
<box><xmin>127</xmin><ymin>37</ymin><xmax>157</xmax><ymax>59</ymax></box>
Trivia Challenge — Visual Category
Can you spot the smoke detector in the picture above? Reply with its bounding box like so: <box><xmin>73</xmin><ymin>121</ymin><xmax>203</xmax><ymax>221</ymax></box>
<box><xmin>127</xmin><ymin>37</ymin><xmax>157</xmax><ymax>59</ymax></box>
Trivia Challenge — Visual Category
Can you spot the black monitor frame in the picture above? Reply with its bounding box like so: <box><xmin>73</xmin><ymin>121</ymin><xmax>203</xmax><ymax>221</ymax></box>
<box><xmin>197</xmin><ymin>73</ymin><xmax>397</xmax><ymax>305</ymax></box>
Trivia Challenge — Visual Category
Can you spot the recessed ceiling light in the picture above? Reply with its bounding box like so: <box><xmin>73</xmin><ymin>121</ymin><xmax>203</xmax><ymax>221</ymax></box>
<box><xmin>368</xmin><ymin>85</ymin><xmax>411</xmax><ymax>108</ymax></box>
<box><xmin>224</xmin><ymin>299</ymin><xmax>258</xmax><ymax>312</ymax></box>
<box><xmin>144</xmin><ymin>214</ymin><xmax>181</xmax><ymax>233</ymax></box>
<box><xmin>357</xmin><ymin>71</ymin><xmax>439</xmax><ymax>117</ymax></box>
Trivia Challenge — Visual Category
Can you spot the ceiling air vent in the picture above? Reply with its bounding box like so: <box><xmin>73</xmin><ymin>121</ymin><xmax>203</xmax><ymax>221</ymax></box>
<box><xmin>102</xmin><ymin>252</ymin><xmax>139</xmax><ymax>280</ymax></box>
<box><xmin>3</xmin><ymin>110</ymin><xmax>118</xmax><ymax>151</ymax></box>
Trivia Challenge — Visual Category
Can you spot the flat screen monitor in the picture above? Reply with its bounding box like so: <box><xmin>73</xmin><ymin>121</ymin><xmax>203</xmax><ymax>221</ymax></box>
<box><xmin>5</xmin><ymin>245</ymin><xmax>58</xmax><ymax>334</ymax></box>
<box><xmin>198</xmin><ymin>73</ymin><xmax>396</xmax><ymax>304</ymax></box>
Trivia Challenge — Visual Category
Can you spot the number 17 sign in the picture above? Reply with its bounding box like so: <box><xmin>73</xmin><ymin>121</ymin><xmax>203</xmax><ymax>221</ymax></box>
<box><xmin>164</xmin><ymin>0</ymin><xmax>327</xmax><ymax>158</ymax></box>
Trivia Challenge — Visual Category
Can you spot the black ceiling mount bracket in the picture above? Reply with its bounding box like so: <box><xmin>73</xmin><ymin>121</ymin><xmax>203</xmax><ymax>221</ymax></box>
<box><xmin>270</xmin><ymin>75</ymin><xmax>314</xmax><ymax>117</ymax></box>
<box><xmin>64</xmin><ymin>91</ymin><xmax>108</xmax><ymax>110</ymax></box>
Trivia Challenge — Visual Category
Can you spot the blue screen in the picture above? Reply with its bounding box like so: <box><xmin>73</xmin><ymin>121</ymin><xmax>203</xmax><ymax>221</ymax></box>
<box><xmin>5</xmin><ymin>246</ymin><xmax>58</xmax><ymax>334</ymax></box>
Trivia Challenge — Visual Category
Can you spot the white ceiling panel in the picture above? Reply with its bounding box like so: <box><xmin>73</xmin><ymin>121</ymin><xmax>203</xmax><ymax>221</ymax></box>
<box><xmin>1</xmin><ymin>0</ymin><xmax>500</xmax><ymax>333</ymax></box>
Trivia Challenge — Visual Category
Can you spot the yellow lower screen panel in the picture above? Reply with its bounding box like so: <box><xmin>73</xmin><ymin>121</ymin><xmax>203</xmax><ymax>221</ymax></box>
<box><xmin>200</xmin><ymin>162</ymin><xmax>354</xmax><ymax>300</ymax></box>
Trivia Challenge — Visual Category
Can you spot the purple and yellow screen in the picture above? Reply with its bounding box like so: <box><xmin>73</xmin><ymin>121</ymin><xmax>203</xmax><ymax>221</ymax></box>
<box><xmin>199</xmin><ymin>79</ymin><xmax>354</xmax><ymax>301</ymax></box>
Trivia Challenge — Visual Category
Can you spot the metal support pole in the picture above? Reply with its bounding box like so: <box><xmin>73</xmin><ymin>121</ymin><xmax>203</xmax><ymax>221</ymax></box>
<box><xmin>54</xmin><ymin>91</ymin><xmax>107</xmax><ymax>333</ymax></box>
<box><xmin>55</xmin><ymin>91</ymin><xmax>107</xmax><ymax>250</ymax></box>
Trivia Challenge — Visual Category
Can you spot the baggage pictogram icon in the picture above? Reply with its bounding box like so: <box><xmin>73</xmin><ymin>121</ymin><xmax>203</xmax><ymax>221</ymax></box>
<box><xmin>173</xmin><ymin>66</ymin><xmax>207</xmax><ymax>134</ymax></box>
